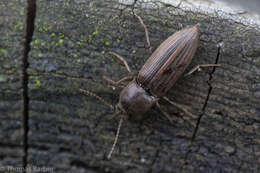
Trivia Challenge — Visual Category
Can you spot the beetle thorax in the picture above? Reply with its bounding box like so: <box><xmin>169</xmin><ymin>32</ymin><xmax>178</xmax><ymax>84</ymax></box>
<box><xmin>118</xmin><ymin>79</ymin><xmax>158</xmax><ymax>118</ymax></box>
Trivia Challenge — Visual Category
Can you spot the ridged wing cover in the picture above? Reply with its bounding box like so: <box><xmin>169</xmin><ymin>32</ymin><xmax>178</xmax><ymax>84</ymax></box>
<box><xmin>137</xmin><ymin>24</ymin><xmax>200</xmax><ymax>97</ymax></box>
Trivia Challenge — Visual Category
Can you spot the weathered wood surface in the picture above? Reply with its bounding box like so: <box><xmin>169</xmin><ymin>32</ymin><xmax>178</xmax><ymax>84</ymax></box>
<box><xmin>1</xmin><ymin>0</ymin><xmax>260</xmax><ymax>172</ymax></box>
<box><xmin>0</xmin><ymin>0</ymin><xmax>25</xmax><ymax>168</ymax></box>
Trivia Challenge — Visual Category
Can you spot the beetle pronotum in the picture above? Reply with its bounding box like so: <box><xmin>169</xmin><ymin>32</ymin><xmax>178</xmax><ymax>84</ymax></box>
<box><xmin>80</xmin><ymin>12</ymin><xmax>220</xmax><ymax>159</ymax></box>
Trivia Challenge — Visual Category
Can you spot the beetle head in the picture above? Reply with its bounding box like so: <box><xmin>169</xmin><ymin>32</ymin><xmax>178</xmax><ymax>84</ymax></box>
<box><xmin>117</xmin><ymin>79</ymin><xmax>158</xmax><ymax>120</ymax></box>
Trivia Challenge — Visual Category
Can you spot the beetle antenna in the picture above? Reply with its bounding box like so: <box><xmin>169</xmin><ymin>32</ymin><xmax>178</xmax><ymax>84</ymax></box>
<box><xmin>79</xmin><ymin>89</ymin><xmax>114</xmax><ymax>110</ymax></box>
<box><xmin>107</xmin><ymin>116</ymin><xmax>124</xmax><ymax>159</ymax></box>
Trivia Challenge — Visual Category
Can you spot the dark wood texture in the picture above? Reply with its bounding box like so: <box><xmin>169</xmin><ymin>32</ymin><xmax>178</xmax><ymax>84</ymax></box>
<box><xmin>0</xmin><ymin>0</ymin><xmax>25</xmax><ymax>169</ymax></box>
<box><xmin>1</xmin><ymin>0</ymin><xmax>260</xmax><ymax>172</ymax></box>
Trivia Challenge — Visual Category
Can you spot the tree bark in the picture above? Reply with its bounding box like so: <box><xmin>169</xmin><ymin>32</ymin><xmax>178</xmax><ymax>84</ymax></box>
<box><xmin>1</xmin><ymin>0</ymin><xmax>260</xmax><ymax>172</ymax></box>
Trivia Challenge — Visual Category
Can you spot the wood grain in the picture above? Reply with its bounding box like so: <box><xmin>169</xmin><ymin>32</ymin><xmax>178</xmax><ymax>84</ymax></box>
<box><xmin>0</xmin><ymin>0</ymin><xmax>260</xmax><ymax>172</ymax></box>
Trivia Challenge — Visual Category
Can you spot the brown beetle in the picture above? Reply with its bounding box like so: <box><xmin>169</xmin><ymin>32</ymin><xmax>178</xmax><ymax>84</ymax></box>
<box><xmin>80</xmin><ymin>13</ymin><xmax>220</xmax><ymax>159</ymax></box>
<box><xmin>118</xmin><ymin>24</ymin><xmax>200</xmax><ymax>118</ymax></box>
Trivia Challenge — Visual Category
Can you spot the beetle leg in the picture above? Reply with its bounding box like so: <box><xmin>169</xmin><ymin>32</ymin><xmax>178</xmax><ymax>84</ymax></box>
<box><xmin>103</xmin><ymin>75</ymin><xmax>133</xmax><ymax>87</ymax></box>
<box><xmin>108</xmin><ymin>51</ymin><xmax>132</xmax><ymax>73</ymax></box>
<box><xmin>107</xmin><ymin>116</ymin><xmax>124</xmax><ymax>160</ymax></box>
<box><xmin>163</xmin><ymin>96</ymin><xmax>197</xmax><ymax>124</ymax></box>
<box><xmin>184</xmin><ymin>64</ymin><xmax>221</xmax><ymax>77</ymax></box>
<box><xmin>155</xmin><ymin>102</ymin><xmax>175</xmax><ymax>124</ymax></box>
<box><xmin>133</xmin><ymin>12</ymin><xmax>152</xmax><ymax>52</ymax></box>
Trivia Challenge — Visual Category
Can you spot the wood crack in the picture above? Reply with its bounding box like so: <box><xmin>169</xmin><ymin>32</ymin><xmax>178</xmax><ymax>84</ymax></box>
<box><xmin>181</xmin><ymin>42</ymin><xmax>222</xmax><ymax>170</ymax></box>
<box><xmin>191</xmin><ymin>42</ymin><xmax>222</xmax><ymax>141</ymax></box>
<box><xmin>21</xmin><ymin>0</ymin><xmax>36</xmax><ymax>171</ymax></box>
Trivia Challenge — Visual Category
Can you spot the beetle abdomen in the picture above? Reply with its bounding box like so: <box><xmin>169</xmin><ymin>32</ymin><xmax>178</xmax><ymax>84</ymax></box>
<box><xmin>137</xmin><ymin>24</ymin><xmax>200</xmax><ymax>97</ymax></box>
